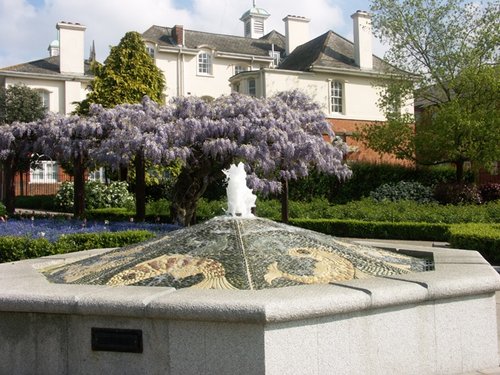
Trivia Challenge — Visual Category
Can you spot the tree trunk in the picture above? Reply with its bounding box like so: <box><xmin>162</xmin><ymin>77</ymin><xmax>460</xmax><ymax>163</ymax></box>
<box><xmin>119</xmin><ymin>165</ymin><xmax>128</xmax><ymax>181</ymax></box>
<box><xmin>135</xmin><ymin>152</ymin><xmax>146</xmax><ymax>222</ymax></box>
<box><xmin>455</xmin><ymin>160</ymin><xmax>465</xmax><ymax>182</ymax></box>
<box><xmin>281</xmin><ymin>178</ymin><xmax>289</xmax><ymax>224</ymax></box>
<box><xmin>73</xmin><ymin>156</ymin><xmax>86</xmax><ymax>218</ymax></box>
<box><xmin>2</xmin><ymin>156</ymin><xmax>16</xmax><ymax>215</ymax></box>
<box><xmin>170</xmin><ymin>165</ymin><xmax>212</xmax><ymax>226</ymax></box>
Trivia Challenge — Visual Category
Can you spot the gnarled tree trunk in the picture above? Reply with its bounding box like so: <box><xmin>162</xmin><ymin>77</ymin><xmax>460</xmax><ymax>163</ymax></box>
<box><xmin>73</xmin><ymin>156</ymin><xmax>86</xmax><ymax>219</ymax></box>
<box><xmin>135</xmin><ymin>151</ymin><xmax>146</xmax><ymax>222</ymax></box>
<box><xmin>170</xmin><ymin>160</ymin><xmax>214</xmax><ymax>227</ymax></box>
<box><xmin>2</xmin><ymin>155</ymin><xmax>16</xmax><ymax>215</ymax></box>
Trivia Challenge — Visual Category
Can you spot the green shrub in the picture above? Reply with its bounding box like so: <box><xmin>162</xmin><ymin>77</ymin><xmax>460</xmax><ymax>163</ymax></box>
<box><xmin>85</xmin><ymin>208</ymin><xmax>135</xmax><ymax>221</ymax></box>
<box><xmin>479</xmin><ymin>183</ymin><xmax>500</xmax><ymax>203</ymax></box>
<box><xmin>54</xmin><ymin>181</ymin><xmax>135</xmax><ymax>211</ymax></box>
<box><xmin>294</xmin><ymin>162</ymin><xmax>469</xmax><ymax>204</ymax></box>
<box><xmin>0</xmin><ymin>236</ymin><xmax>54</xmax><ymax>263</ymax></box>
<box><xmin>15</xmin><ymin>195</ymin><xmax>57</xmax><ymax>211</ymax></box>
<box><xmin>449</xmin><ymin>223</ymin><xmax>500</xmax><ymax>264</ymax></box>
<box><xmin>370</xmin><ymin>181</ymin><xmax>435</xmax><ymax>203</ymax></box>
<box><xmin>289</xmin><ymin>219</ymin><xmax>450</xmax><ymax>241</ymax></box>
<box><xmin>434</xmin><ymin>182</ymin><xmax>482</xmax><ymax>205</ymax></box>
<box><xmin>0</xmin><ymin>202</ymin><xmax>6</xmax><ymax>216</ymax></box>
<box><xmin>0</xmin><ymin>230</ymin><xmax>156</xmax><ymax>263</ymax></box>
<box><xmin>55</xmin><ymin>230</ymin><xmax>155</xmax><ymax>253</ymax></box>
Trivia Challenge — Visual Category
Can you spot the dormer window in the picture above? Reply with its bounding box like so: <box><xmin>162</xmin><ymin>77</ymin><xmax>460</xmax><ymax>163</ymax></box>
<box><xmin>146</xmin><ymin>45</ymin><xmax>155</xmax><ymax>58</ymax></box>
<box><xmin>269</xmin><ymin>51</ymin><xmax>281</xmax><ymax>67</ymax></box>
<box><xmin>197</xmin><ymin>51</ymin><xmax>213</xmax><ymax>75</ymax></box>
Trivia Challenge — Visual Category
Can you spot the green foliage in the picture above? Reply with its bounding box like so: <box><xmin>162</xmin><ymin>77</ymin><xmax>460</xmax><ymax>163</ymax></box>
<box><xmin>0</xmin><ymin>230</ymin><xmax>155</xmax><ymax>263</ymax></box>
<box><xmin>15</xmin><ymin>195</ymin><xmax>57</xmax><ymax>211</ymax></box>
<box><xmin>364</xmin><ymin>0</ymin><xmax>500</xmax><ymax>180</ymax></box>
<box><xmin>370</xmin><ymin>181</ymin><xmax>435</xmax><ymax>203</ymax></box>
<box><xmin>290</xmin><ymin>162</ymin><xmax>463</xmax><ymax>203</ymax></box>
<box><xmin>0</xmin><ymin>236</ymin><xmax>54</xmax><ymax>262</ymax></box>
<box><xmin>0</xmin><ymin>202</ymin><xmax>6</xmax><ymax>216</ymax></box>
<box><xmin>289</xmin><ymin>219</ymin><xmax>450</xmax><ymax>241</ymax></box>
<box><xmin>433</xmin><ymin>182</ymin><xmax>482</xmax><ymax>205</ymax></box>
<box><xmin>55</xmin><ymin>181</ymin><xmax>135</xmax><ymax>211</ymax></box>
<box><xmin>55</xmin><ymin>230</ymin><xmax>155</xmax><ymax>253</ymax></box>
<box><xmin>0</xmin><ymin>84</ymin><xmax>46</xmax><ymax>124</ymax></box>
<box><xmin>449</xmin><ymin>223</ymin><xmax>500</xmax><ymax>264</ymax></box>
<box><xmin>75</xmin><ymin>31</ymin><xmax>165</xmax><ymax>113</ymax></box>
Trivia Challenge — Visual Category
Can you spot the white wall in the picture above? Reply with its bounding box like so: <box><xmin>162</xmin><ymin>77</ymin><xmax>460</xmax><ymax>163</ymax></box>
<box><xmin>155</xmin><ymin>50</ymin><xmax>272</xmax><ymax>99</ymax></box>
<box><xmin>6</xmin><ymin>76</ymin><xmax>88</xmax><ymax>115</ymax></box>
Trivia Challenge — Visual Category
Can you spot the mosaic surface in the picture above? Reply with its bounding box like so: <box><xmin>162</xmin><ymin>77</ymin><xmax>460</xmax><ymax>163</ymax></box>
<box><xmin>43</xmin><ymin>217</ymin><xmax>432</xmax><ymax>290</ymax></box>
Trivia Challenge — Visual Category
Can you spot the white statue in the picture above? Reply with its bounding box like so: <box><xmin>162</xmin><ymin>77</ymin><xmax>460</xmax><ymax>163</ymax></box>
<box><xmin>223</xmin><ymin>162</ymin><xmax>257</xmax><ymax>218</ymax></box>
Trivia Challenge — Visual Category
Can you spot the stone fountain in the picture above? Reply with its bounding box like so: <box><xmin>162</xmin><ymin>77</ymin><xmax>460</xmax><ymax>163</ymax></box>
<box><xmin>0</xmin><ymin>163</ymin><xmax>499</xmax><ymax>374</ymax></box>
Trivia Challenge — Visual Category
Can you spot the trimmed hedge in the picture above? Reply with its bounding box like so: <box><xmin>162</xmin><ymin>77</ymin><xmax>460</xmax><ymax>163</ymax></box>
<box><xmin>289</xmin><ymin>219</ymin><xmax>500</xmax><ymax>265</ymax></box>
<box><xmin>0</xmin><ymin>230</ymin><xmax>156</xmax><ymax>263</ymax></box>
<box><xmin>289</xmin><ymin>219</ymin><xmax>450</xmax><ymax>241</ymax></box>
<box><xmin>449</xmin><ymin>224</ymin><xmax>500</xmax><ymax>264</ymax></box>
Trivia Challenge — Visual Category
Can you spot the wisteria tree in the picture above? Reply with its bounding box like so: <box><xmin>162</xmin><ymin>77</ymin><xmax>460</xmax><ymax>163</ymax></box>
<box><xmin>36</xmin><ymin>114</ymin><xmax>104</xmax><ymax>217</ymax></box>
<box><xmin>92</xmin><ymin>98</ymin><xmax>188</xmax><ymax>221</ymax></box>
<box><xmin>168</xmin><ymin>90</ymin><xmax>351</xmax><ymax>226</ymax></box>
<box><xmin>0</xmin><ymin>121</ymin><xmax>39</xmax><ymax>214</ymax></box>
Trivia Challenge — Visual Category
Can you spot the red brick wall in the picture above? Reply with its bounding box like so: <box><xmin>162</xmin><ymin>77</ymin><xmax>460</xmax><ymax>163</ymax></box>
<box><xmin>328</xmin><ymin>118</ymin><xmax>413</xmax><ymax>166</ymax></box>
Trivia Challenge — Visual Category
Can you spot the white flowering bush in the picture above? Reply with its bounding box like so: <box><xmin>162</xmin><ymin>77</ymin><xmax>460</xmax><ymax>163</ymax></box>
<box><xmin>55</xmin><ymin>181</ymin><xmax>134</xmax><ymax>211</ymax></box>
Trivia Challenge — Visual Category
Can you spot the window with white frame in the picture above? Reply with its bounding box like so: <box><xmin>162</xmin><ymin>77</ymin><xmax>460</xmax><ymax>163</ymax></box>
<box><xmin>248</xmin><ymin>78</ymin><xmax>256</xmax><ymax>96</ymax></box>
<box><xmin>89</xmin><ymin>167</ymin><xmax>106</xmax><ymax>183</ymax></box>
<box><xmin>30</xmin><ymin>161</ymin><xmax>58</xmax><ymax>183</ymax></box>
<box><xmin>330</xmin><ymin>80</ymin><xmax>343</xmax><ymax>113</ymax></box>
<box><xmin>197</xmin><ymin>51</ymin><xmax>212</xmax><ymax>75</ymax></box>
<box><xmin>37</xmin><ymin>90</ymin><xmax>50</xmax><ymax>110</ymax></box>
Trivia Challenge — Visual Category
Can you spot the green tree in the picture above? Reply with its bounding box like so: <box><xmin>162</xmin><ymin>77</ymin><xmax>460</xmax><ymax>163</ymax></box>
<box><xmin>358</xmin><ymin>0</ymin><xmax>500</xmax><ymax>181</ymax></box>
<box><xmin>0</xmin><ymin>84</ymin><xmax>46</xmax><ymax>125</ymax></box>
<box><xmin>76</xmin><ymin>31</ymin><xmax>165</xmax><ymax>113</ymax></box>
<box><xmin>74</xmin><ymin>31</ymin><xmax>165</xmax><ymax>220</ymax></box>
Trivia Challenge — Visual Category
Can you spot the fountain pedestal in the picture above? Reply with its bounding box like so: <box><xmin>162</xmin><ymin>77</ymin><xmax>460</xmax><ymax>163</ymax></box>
<box><xmin>0</xmin><ymin>240</ymin><xmax>498</xmax><ymax>374</ymax></box>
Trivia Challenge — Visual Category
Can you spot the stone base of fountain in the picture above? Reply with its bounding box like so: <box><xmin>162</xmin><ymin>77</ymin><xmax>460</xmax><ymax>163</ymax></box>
<box><xmin>0</xmin><ymin>242</ymin><xmax>499</xmax><ymax>375</ymax></box>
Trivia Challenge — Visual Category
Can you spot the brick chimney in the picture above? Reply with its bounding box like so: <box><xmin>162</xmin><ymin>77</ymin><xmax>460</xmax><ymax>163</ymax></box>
<box><xmin>173</xmin><ymin>25</ymin><xmax>184</xmax><ymax>46</ymax></box>
<box><xmin>283</xmin><ymin>15</ymin><xmax>310</xmax><ymax>55</ymax></box>
<box><xmin>351</xmin><ymin>11</ymin><xmax>373</xmax><ymax>70</ymax></box>
<box><xmin>56</xmin><ymin>22</ymin><xmax>86</xmax><ymax>75</ymax></box>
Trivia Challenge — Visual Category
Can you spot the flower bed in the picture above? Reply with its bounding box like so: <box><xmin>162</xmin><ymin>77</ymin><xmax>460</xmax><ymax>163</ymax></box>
<box><xmin>0</xmin><ymin>217</ymin><xmax>177</xmax><ymax>242</ymax></box>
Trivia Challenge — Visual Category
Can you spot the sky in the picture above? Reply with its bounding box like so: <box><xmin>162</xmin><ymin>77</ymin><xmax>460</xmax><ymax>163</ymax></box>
<box><xmin>0</xmin><ymin>0</ymin><xmax>383</xmax><ymax>69</ymax></box>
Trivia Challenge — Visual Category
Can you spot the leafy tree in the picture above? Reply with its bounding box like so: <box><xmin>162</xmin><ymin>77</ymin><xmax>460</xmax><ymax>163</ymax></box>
<box><xmin>75</xmin><ymin>31</ymin><xmax>165</xmax><ymax>113</ymax></box>
<box><xmin>358</xmin><ymin>0</ymin><xmax>500</xmax><ymax>181</ymax></box>
<box><xmin>74</xmin><ymin>31</ymin><xmax>165</xmax><ymax>219</ymax></box>
<box><xmin>0</xmin><ymin>84</ymin><xmax>46</xmax><ymax>125</ymax></box>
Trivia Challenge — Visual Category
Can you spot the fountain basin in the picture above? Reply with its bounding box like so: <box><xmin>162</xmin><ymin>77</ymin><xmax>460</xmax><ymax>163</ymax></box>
<box><xmin>0</xmin><ymin>240</ymin><xmax>499</xmax><ymax>374</ymax></box>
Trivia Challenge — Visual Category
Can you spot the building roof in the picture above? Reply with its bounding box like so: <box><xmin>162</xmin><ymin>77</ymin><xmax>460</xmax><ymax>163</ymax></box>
<box><xmin>0</xmin><ymin>56</ymin><xmax>93</xmax><ymax>77</ymax></box>
<box><xmin>279</xmin><ymin>30</ymin><xmax>390</xmax><ymax>73</ymax></box>
<box><xmin>142</xmin><ymin>25</ymin><xmax>286</xmax><ymax>57</ymax></box>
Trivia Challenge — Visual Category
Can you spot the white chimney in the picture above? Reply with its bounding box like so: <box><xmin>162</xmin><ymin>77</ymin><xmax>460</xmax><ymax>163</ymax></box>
<box><xmin>283</xmin><ymin>15</ymin><xmax>310</xmax><ymax>55</ymax></box>
<box><xmin>351</xmin><ymin>11</ymin><xmax>373</xmax><ymax>70</ymax></box>
<box><xmin>56</xmin><ymin>22</ymin><xmax>86</xmax><ymax>74</ymax></box>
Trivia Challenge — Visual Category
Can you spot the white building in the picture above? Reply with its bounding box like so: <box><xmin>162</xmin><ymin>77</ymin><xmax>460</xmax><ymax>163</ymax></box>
<box><xmin>143</xmin><ymin>4</ymin><xmax>413</xmax><ymax>163</ymax></box>
<box><xmin>0</xmin><ymin>22</ymin><xmax>92</xmax><ymax>115</ymax></box>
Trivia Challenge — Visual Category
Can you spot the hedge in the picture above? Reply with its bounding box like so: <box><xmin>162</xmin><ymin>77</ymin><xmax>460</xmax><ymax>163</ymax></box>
<box><xmin>289</xmin><ymin>219</ymin><xmax>500</xmax><ymax>265</ymax></box>
<box><xmin>0</xmin><ymin>230</ymin><xmax>156</xmax><ymax>263</ymax></box>
<box><xmin>289</xmin><ymin>219</ymin><xmax>451</xmax><ymax>241</ymax></box>
<box><xmin>449</xmin><ymin>224</ymin><xmax>500</xmax><ymax>264</ymax></box>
